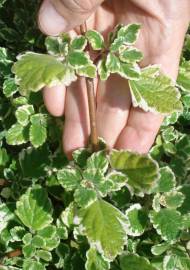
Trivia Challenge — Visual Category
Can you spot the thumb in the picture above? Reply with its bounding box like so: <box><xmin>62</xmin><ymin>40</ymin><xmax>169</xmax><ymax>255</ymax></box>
<box><xmin>38</xmin><ymin>0</ymin><xmax>104</xmax><ymax>36</ymax></box>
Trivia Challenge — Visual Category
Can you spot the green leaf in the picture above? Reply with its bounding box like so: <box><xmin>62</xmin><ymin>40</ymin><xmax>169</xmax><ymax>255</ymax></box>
<box><xmin>110</xmin><ymin>150</ymin><xmax>159</xmax><ymax>194</ymax></box>
<box><xmin>117</xmin><ymin>24</ymin><xmax>141</xmax><ymax>44</ymax></box>
<box><xmin>10</xmin><ymin>226</ymin><xmax>26</xmax><ymax>242</ymax></box>
<box><xmin>177</xmin><ymin>60</ymin><xmax>190</xmax><ymax>92</ymax></box>
<box><xmin>151</xmin><ymin>243</ymin><xmax>170</xmax><ymax>256</ymax></box>
<box><xmin>15</xmin><ymin>105</ymin><xmax>34</xmax><ymax>126</ymax></box>
<box><xmin>68</xmin><ymin>51</ymin><xmax>91</xmax><ymax>68</ymax></box>
<box><xmin>120</xmin><ymin>253</ymin><xmax>156</xmax><ymax>270</ymax></box>
<box><xmin>38</xmin><ymin>225</ymin><xmax>57</xmax><ymax>239</ymax></box>
<box><xmin>106</xmin><ymin>53</ymin><xmax>121</xmax><ymax>73</ymax></box>
<box><xmin>0</xmin><ymin>147</ymin><xmax>9</xmax><ymax>166</ymax></box>
<box><xmin>106</xmin><ymin>171</ymin><xmax>128</xmax><ymax>191</ymax></box>
<box><xmin>85</xmin><ymin>248</ymin><xmax>110</xmax><ymax>270</ymax></box>
<box><xmin>86</xmin><ymin>151</ymin><xmax>108</xmax><ymax>173</ymax></box>
<box><xmin>23</xmin><ymin>260</ymin><xmax>45</xmax><ymax>270</ymax></box>
<box><xmin>119</xmin><ymin>47</ymin><xmax>143</xmax><ymax>63</ymax></box>
<box><xmin>179</xmin><ymin>185</ymin><xmax>190</xmax><ymax>214</ymax></box>
<box><xmin>57</xmin><ymin>167</ymin><xmax>82</xmax><ymax>191</ymax></box>
<box><xmin>125</xmin><ymin>204</ymin><xmax>148</xmax><ymax>236</ymax></box>
<box><xmin>23</xmin><ymin>244</ymin><xmax>36</xmax><ymax>258</ymax></box>
<box><xmin>71</xmin><ymin>35</ymin><xmax>87</xmax><ymax>51</ymax></box>
<box><xmin>6</xmin><ymin>123</ymin><xmax>29</xmax><ymax>145</ymax></box>
<box><xmin>98</xmin><ymin>59</ymin><xmax>110</xmax><ymax>81</ymax></box>
<box><xmin>77</xmin><ymin>64</ymin><xmax>96</xmax><ymax>78</ymax></box>
<box><xmin>129</xmin><ymin>66</ymin><xmax>183</xmax><ymax>114</ymax></box>
<box><xmin>19</xmin><ymin>144</ymin><xmax>51</xmax><ymax>178</ymax></box>
<box><xmin>32</xmin><ymin>235</ymin><xmax>45</xmax><ymax>248</ymax></box>
<box><xmin>79</xmin><ymin>199</ymin><xmax>128</xmax><ymax>261</ymax></box>
<box><xmin>45</xmin><ymin>35</ymin><xmax>70</xmax><ymax>56</ymax></box>
<box><xmin>74</xmin><ymin>187</ymin><xmax>97</xmax><ymax>208</ymax></box>
<box><xmin>3</xmin><ymin>77</ymin><xmax>18</xmax><ymax>97</ymax></box>
<box><xmin>0</xmin><ymin>203</ymin><xmax>15</xmax><ymax>233</ymax></box>
<box><xmin>16</xmin><ymin>185</ymin><xmax>53</xmax><ymax>231</ymax></box>
<box><xmin>36</xmin><ymin>250</ymin><xmax>52</xmax><ymax>262</ymax></box>
<box><xmin>149</xmin><ymin>209</ymin><xmax>182</xmax><ymax>241</ymax></box>
<box><xmin>163</xmin><ymin>252</ymin><xmax>190</xmax><ymax>270</ymax></box>
<box><xmin>118</xmin><ymin>62</ymin><xmax>140</xmax><ymax>80</ymax></box>
<box><xmin>86</xmin><ymin>30</ymin><xmax>104</xmax><ymax>50</ymax></box>
<box><xmin>153</xmin><ymin>167</ymin><xmax>176</xmax><ymax>193</ymax></box>
<box><xmin>160</xmin><ymin>191</ymin><xmax>185</xmax><ymax>209</ymax></box>
<box><xmin>12</xmin><ymin>52</ymin><xmax>77</xmax><ymax>95</ymax></box>
<box><xmin>29</xmin><ymin>113</ymin><xmax>47</xmax><ymax>148</ymax></box>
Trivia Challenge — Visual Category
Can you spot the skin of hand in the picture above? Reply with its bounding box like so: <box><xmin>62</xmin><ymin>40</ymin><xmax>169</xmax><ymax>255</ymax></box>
<box><xmin>38</xmin><ymin>0</ymin><xmax>190</xmax><ymax>158</ymax></box>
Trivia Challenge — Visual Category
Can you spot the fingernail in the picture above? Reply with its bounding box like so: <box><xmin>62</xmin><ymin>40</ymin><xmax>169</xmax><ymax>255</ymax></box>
<box><xmin>38</xmin><ymin>1</ymin><xmax>68</xmax><ymax>36</ymax></box>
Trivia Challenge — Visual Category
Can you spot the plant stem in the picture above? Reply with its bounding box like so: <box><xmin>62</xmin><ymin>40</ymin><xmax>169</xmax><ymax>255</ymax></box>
<box><xmin>0</xmin><ymin>179</ymin><xmax>9</xmax><ymax>187</ymax></box>
<box><xmin>6</xmin><ymin>249</ymin><xmax>22</xmax><ymax>258</ymax></box>
<box><xmin>80</xmin><ymin>22</ymin><xmax>99</xmax><ymax>152</ymax></box>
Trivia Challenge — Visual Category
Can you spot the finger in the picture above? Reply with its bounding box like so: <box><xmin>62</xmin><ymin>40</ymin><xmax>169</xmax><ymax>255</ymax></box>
<box><xmin>63</xmin><ymin>78</ymin><xmax>90</xmax><ymax>159</ymax></box>
<box><xmin>115</xmin><ymin>108</ymin><xmax>164</xmax><ymax>153</ymax></box>
<box><xmin>96</xmin><ymin>75</ymin><xmax>132</xmax><ymax>149</ymax></box>
<box><xmin>38</xmin><ymin>0</ymin><xmax>104</xmax><ymax>36</ymax></box>
<box><xmin>43</xmin><ymin>84</ymin><xmax>66</xmax><ymax>117</ymax></box>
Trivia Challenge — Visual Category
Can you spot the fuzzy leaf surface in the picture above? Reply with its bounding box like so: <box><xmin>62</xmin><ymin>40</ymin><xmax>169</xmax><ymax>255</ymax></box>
<box><xmin>12</xmin><ymin>53</ymin><xmax>76</xmax><ymax>95</ymax></box>
<box><xmin>110</xmin><ymin>150</ymin><xmax>159</xmax><ymax>193</ymax></box>
<box><xmin>85</xmin><ymin>248</ymin><xmax>110</xmax><ymax>270</ymax></box>
<box><xmin>79</xmin><ymin>199</ymin><xmax>128</xmax><ymax>261</ymax></box>
<box><xmin>120</xmin><ymin>253</ymin><xmax>156</xmax><ymax>270</ymax></box>
<box><xmin>16</xmin><ymin>185</ymin><xmax>53</xmax><ymax>231</ymax></box>
<box><xmin>129</xmin><ymin>66</ymin><xmax>183</xmax><ymax>114</ymax></box>
<box><xmin>149</xmin><ymin>209</ymin><xmax>181</xmax><ymax>241</ymax></box>
<box><xmin>86</xmin><ymin>30</ymin><xmax>104</xmax><ymax>50</ymax></box>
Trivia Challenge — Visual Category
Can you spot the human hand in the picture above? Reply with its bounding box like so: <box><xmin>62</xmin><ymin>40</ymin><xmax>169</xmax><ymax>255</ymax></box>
<box><xmin>38</xmin><ymin>0</ymin><xmax>190</xmax><ymax>158</ymax></box>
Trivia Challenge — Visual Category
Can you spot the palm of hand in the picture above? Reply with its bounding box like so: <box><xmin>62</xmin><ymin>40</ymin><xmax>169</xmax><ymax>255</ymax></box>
<box><xmin>42</xmin><ymin>0</ymin><xmax>190</xmax><ymax>158</ymax></box>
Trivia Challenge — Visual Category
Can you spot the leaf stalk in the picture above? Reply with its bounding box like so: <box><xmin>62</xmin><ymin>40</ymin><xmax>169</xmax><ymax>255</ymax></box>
<box><xmin>80</xmin><ymin>22</ymin><xmax>99</xmax><ymax>152</ymax></box>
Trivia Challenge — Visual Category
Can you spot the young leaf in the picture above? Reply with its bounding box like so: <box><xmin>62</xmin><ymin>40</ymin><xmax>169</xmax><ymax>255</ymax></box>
<box><xmin>106</xmin><ymin>53</ymin><xmax>121</xmax><ymax>73</ymax></box>
<box><xmin>15</xmin><ymin>105</ymin><xmax>34</xmax><ymax>126</ymax></box>
<box><xmin>45</xmin><ymin>35</ymin><xmax>69</xmax><ymax>56</ymax></box>
<box><xmin>23</xmin><ymin>260</ymin><xmax>45</xmax><ymax>270</ymax></box>
<box><xmin>29</xmin><ymin>113</ymin><xmax>47</xmax><ymax>148</ymax></box>
<box><xmin>23</xmin><ymin>244</ymin><xmax>36</xmax><ymax>258</ymax></box>
<box><xmin>177</xmin><ymin>60</ymin><xmax>190</xmax><ymax>92</ymax></box>
<box><xmin>68</xmin><ymin>51</ymin><xmax>91</xmax><ymax>68</ymax></box>
<box><xmin>117</xmin><ymin>24</ymin><xmax>141</xmax><ymax>44</ymax></box>
<box><xmin>6</xmin><ymin>123</ymin><xmax>29</xmax><ymax>145</ymax></box>
<box><xmin>0</xmin><ymin>203</ymin><xmax>15</xmax><ymax>233</ymax></box>
<box><xmin>12</xmin><ymin>52</ymin><xmax>77</xmax><ymax>95</ymax></box>
<box><xmin>86</xmin><ymin>151</ymin><xmax>109</xmax><ymax>173</ymax></box>
<box><xmin>86</xmin><ymin>30</ymin><xmax>104</xmax><ymax>50</ymax></box>
<box><xmin>154</xmin><ymin>167</ymin><xmax>176</xmax><ymax>193</ymax></box>
<box><xmin>118</xmin><ymin>63</ymin><xmax>140</xmax><ymax>80</ymax></box>
<box><xmin>71</xmin><ymin>35</ymin><xmax>87</xmax><ymax>51</ymax></box>
<box><xmin>129</xmin><ymin>66</ymin><xmax>183</xmax><ymax>114</ymax></box>
<box><xmin>151</xmin><ymin>243</ymin><xmax>170</xmax><ymax>256</ymax></box>
<box><xmin>149</xmin><ymin>209</ymin><xmax>182</xmax><ymax>241</ymax></box>
<box><xmin>74</xmin><ymin>187</ymin><xmax>97</xmax><ymax>208</ymax></box>
<box><xmin>76</xmin><ymin>64</ymin><xmax>96</xmax><ymax>78</ymax></box>
<box><xmin>3</xmin><ymin>77</ymin><xmax>18</xmax><ymax>97</ymax></box>
<box><xmin>160</xmin><ymin>191</ymin><xmax>185</xmax><ymax>209</ymax></box>
<box><xmin>98</xmin><ymin>59</ymin><xmax>110</xmax><ymax>80</ymax></box>
<box><xmin>120</xmin><ymin>253</ymin><xmax>156</xmax><ymax>270</ymax></box>
<box><xmin>16</xmin><ymin>185</ymin><xmax>53</xmax><ymax>231</ymax></box>
<box><xmin>36</xmin><ymin>250</ymin><xmax>52</xmax><ymax>262</ymax></box>
<box><xmin>57</xmin><ymin>167</ymin><xmax>82</xmax><ymax>191</ymax></box>
<box><xmin>85</xmin><ymin>248</ymin><xmax>110</xmax><ymax>270</ymax></box>
<box><xmin>110</xmin><ymin>150</ymin><xmax>159</xmax><ymax>193</ymax></box>
<box><xmin>119</xmin><ymin>47</ymin><xmax>143</xmax><ymax>63</ymax></box>
<box><xmin>79</xmin><ymin>199</ymin><xmax>128</xmax><ymax>261</ymax></box>
<box><xmin>125</xmin><ymin>204</ymin><xmax>148</xmax><ymax>236</ymax></box>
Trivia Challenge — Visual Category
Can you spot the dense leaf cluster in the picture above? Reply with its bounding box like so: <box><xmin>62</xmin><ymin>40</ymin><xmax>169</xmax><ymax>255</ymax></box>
<box><xmin>0</xmin><ymin>1</ymin><xmax>190</xmax><ymax>270</ymax></box>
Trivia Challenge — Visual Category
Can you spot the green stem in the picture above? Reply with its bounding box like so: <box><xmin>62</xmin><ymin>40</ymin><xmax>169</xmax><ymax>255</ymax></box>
<box><xmin>80</xmin><ymin>22</ymin><xmax>99</xmax><ymax>152</ymax></box>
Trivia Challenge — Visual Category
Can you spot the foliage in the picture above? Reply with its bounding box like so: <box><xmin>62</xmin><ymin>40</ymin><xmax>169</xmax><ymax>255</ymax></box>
<box><xmin>0</xmin><ymin>1</ymin><xmax>190</xmax><ymax>270</ymax></box>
